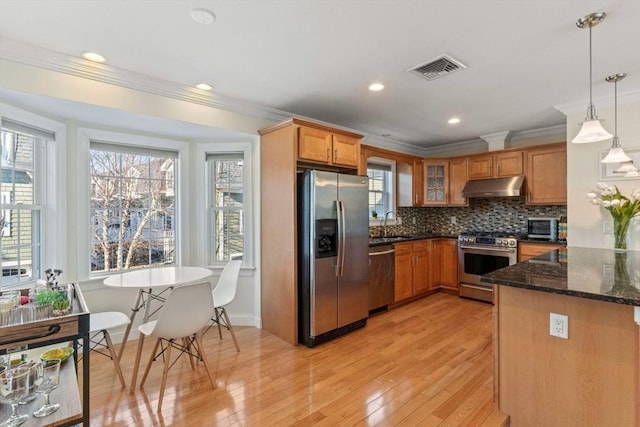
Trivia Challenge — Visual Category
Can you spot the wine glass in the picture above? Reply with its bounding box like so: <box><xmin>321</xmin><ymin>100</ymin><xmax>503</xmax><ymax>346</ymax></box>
<box><xmin>32</xmin><ymin>359</ymin><xmax>61</xmax><ymax>418</ymax></box>
<box><xmin>17</xmin><ymin>361</ymin><xmax>39</xmax><ymax>404</ymax></box>
<box><xmin>0</xmin><ymin>366</ymin><xmax>30</xmax><ymax>426</ymax></box>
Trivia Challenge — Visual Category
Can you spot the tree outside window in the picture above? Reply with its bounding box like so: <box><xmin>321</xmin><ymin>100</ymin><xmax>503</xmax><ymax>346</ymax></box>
<box><xmin>89</xmin><ymin>144</ymin><xmax>177</xmax><ymax>272</ymax></box>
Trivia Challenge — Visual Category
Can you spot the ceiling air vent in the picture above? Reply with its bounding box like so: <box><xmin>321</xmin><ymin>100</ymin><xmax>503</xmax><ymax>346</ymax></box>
<box><xmin>408</xmin><ymin>54</ymin><xmax>467</xmax><ymax>81</ymax></box>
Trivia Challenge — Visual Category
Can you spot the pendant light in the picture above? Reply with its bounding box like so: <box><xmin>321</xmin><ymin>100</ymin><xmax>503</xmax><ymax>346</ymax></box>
<box><xmin>571</xmin><ymin>12</ymin><xmax>613</xmax><ymax>144</ymax></box>
<box><xmin>601</xmin><ymin>73</ymin><xmax>632</xmax><ymax>163</ymax></box>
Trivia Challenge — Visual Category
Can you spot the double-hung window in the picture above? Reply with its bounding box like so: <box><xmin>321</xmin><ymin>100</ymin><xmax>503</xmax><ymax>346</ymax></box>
<box><xmin>0</xmin><ymin>119</ymin><xmax>53</xmax><ymax>287</ymax></box>
<box><xmin>89</xmin><ymin>142</ymin><xmax>178</xmax><ymax>272</ymax></box>
<box><xmin>207</xmin><ymin>153</ymin><xmax>245</xmax><ymax>263</ymax></box>
<box><xmin>367</xmin><ymin>158</ymin><xmax>396</xmax><ymax>219</ymax></box>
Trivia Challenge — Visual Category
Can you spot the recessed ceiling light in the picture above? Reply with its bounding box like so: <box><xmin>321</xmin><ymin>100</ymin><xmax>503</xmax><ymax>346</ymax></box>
<box><xmin>82</xmin><ymin>52</ymin><xmax>106</xmax><ymax>63</ymax></box>
<box><xmin>368</xmin><ymin>83</ymin><xmax>384</xmax><ymax>91</ymax></box>
<box><xmin>195</xmin><ymin>83</ymin><xmax>212</xmax><ymax>91</ymax></box>
<box><xmin>191</xmin><ymin>8</ymin><xmax>216</xmax><ymax>25</ymax></box>
<box><xmin>448</xmin><ymin>117</ymin><xmax>461</xmax><ymax>124</ymax></box>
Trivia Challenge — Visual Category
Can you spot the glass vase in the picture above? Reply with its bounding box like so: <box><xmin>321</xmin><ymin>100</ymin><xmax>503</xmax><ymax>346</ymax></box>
<box><xmin>613</xmin><ymin>215</ymin><xmax>631</xmax><ymax>251</ymax></box>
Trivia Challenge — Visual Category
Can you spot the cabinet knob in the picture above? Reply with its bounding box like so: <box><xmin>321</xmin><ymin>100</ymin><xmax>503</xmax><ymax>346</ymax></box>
<box><xmin>326</xmin><ymin>148</ymin><xmax>330</xmax><ymax>161</ymax></box>
<box><xmin>334</xmin><ymin>149</ymin><xmax>338</xmax><ymax>161</ymax></box>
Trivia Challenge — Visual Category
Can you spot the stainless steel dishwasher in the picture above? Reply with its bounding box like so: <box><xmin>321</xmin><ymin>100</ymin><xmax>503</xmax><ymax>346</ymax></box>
<box><xmin>368</xmin><ymin>244</ymin><xmax>395</xmax><ymax>312</ymax></box>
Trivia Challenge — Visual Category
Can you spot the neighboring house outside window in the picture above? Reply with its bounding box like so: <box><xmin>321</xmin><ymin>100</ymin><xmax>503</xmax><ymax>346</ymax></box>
<box><xmin>367</xmin><ymin>158</ymin><xmax>396</xmax><ymax>220</ymax></box>
<box><xmin>207</xmin><ymin>153</ymin><xmax>244</xmax><ymax>263</ymax></box>
<box><xmin>0</xmin><ymin>119</ymin><xmax>54</xmax><ymax>287</ymax></box>
<box><xmin>89</xmin><ymin>142</ymin><xmax>178</xmax><ymax>273</ymax></box>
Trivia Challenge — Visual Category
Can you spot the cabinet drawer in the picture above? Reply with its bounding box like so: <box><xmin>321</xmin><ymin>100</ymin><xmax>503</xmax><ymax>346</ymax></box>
<box><xmin>0</xmin><ymin>314</ymin><xmax>84</xmax><ymax>351</ymax></box>
<box><xmin>412</xmin><ymin>241</ymin><xmax>429</xmax><ymax>252</ymax></box>
<box><xmin>394</xmin><ymin>242</ymin><xmax>412</xmax><ymax>256</ymax></box>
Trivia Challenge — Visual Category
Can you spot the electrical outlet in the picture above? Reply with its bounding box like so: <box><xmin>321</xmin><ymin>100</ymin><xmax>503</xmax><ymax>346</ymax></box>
<box><xmin>396</xmin><ymin>216</ymin><xmax>402</xmax><ymax>225</ymax></box>
<box><xmin>412</xmin><ymin>217</ymin><xmax>416</xmax><ymax>225</ymax></box>
<box><xmin>450</xmin><ymin>216</ymin><xmax>457</xmax><ymax>224</ymax></box>
<box><xmin>550</xmin><ymin>312</ymin><xmax>568</xmax><ymax>339</ymax></box>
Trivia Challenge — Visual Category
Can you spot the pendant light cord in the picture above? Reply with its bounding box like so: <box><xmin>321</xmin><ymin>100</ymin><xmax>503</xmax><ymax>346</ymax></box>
<box><xmin>588</xmin><ymin>25</ymin><xmax>594</xmax><ymax>119</ymax></box>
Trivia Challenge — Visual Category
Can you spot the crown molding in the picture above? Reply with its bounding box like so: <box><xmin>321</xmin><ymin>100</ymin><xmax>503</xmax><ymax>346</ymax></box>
<box><xmin>555</xmin><ymin>90</ymin><xmax>640</xmax><ymax>115</ymax></box>
<box><xmin>510</xmin><ymin>124</ymin><xmax>566</xmax><ymax>141</ymax></box>
<box><xmin>0</xmin><ymin>38</ymin><xmax>291</xmax><ymax>122</ymax></box>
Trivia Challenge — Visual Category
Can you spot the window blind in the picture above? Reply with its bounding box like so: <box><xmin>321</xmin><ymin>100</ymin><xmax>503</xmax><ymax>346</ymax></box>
<box><xmin>1</xmin><ymin>118</ymin><xmax>56</xmax><ymax>141</ymax></box>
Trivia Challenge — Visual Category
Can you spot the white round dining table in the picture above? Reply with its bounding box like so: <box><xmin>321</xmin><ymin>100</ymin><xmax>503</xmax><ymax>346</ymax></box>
<box><xmin>103</xmin><ymin>266</ymin><xmax>213</xmax><ymax>391</ymax></box>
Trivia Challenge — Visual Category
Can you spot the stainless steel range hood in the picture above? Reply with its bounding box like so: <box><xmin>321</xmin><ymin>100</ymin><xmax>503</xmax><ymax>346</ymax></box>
<box><xmin>461</xmin><ymin>175</ymin><xmax>525</xmax><ymax>198</ymax></box>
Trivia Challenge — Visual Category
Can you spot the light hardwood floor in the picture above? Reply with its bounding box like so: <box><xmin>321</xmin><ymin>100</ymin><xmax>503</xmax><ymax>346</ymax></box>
<box><xmin>85</xmin><ymin>293</ymin><xmax>509</xmax><ymax>426</ymax></box>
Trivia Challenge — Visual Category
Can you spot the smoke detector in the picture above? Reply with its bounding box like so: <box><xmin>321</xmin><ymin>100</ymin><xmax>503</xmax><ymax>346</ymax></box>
<box><xmin>407</xmin><ymin>54</ymin><xmax>467</xmax><ymax>81</ymax></box>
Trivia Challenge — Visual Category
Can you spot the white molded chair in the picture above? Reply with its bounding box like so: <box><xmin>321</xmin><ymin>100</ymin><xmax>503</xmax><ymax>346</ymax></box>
<box><xmin>136</xmin><ymin>282</ymin><xmax>215</xmax><ymax>413</ymax></box>
<box><xmin>87</xmin><ymin>311</ymin><xmax>131</xmax><ymax>389</ymax></box>
<box><xmin>210</xmin><ymin>260</ymin><xmax>242</xmax><ymax>352</ymax></box>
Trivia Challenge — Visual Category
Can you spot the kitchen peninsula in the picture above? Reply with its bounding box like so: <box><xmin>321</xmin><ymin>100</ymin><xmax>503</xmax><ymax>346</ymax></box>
<box><xmin>482</xmin><ymin>247</ymin><xmax>640</xmax><ymax>426</ymax></box>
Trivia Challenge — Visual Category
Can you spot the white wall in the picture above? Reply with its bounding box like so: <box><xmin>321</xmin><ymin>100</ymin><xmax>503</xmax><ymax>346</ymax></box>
<box><xmin>0</xmin><ymin>59</ymin><xmax>272</xmax><ymax>341</ymax></box>
<box><xmin>567</xmin><ymin>100</ymin><xmax>640</xmax><ymax>249</ymax></box>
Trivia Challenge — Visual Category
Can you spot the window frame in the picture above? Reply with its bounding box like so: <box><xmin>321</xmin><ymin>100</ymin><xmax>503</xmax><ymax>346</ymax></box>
<box><xmin>0</xmin><ymin>103</ymin><xmax>66</xmax><ymax>291</ymax></box>
<box><xmin>77</xmin><ymin>128</ymin><xmax>189</xmax><ymax>279</ymax></box>
<box><xmin>367</xmin><ymin>157</ymin><xmax>397</xmax><ymax>225</ymax></box>
<box><xmin>196</xmin><ymin>142</ymin><xmax>254</xmax><ymax>269</ymax></box>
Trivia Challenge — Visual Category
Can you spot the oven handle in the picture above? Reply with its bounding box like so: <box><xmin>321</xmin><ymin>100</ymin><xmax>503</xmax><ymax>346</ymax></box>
<box><xmin>459</xmin><ymin>245</ymin><xmax>516</xmax><ymax>253</ymax></box>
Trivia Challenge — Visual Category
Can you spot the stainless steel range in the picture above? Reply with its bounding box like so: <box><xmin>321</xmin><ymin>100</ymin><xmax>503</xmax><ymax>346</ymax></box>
<box><xmin>458</xmin><ymin>232</ymin><xmax>518</xmax><ymax>303</ymax></box>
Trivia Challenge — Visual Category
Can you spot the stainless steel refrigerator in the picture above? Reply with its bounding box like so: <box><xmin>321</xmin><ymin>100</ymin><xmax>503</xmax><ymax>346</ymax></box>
<box><xmin>298</xmin><ymin>170</ymin><xmax>369</xmax><ymax>347</ymax></box>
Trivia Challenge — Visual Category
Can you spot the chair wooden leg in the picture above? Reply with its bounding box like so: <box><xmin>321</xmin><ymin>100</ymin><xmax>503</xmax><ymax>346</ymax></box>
<box><xmin>130</xmin><ymin>334</ymin><xmax>146</xmax><ymax>393</ymax></box>
<box><xmin>183</xmin><ymin>337</ymin><xmax>196</xmax><ymax>369</ymax></box>
<box><xmin>157</xmin><ymin>340</ymin><xmax>172</xmax><ymax>413</ymax></box>
<box><xmin>195</xmin><ymin>333</ymin><xmax>216</xmax><ymax>389</ymax></box>
<box><xmin>215</xmin><ymin>309</ymin><xmax>223</xmax><ymax>339</ymax></box>
<box><xmin>103</xmin><ymin>330</ymin><xmax>127</xmax><ymax>389</ymax></box>
<box><xmin>140</xmin><ymin>338</ymin><xmax>160</xmax><ymax>388</ymax></box>
<box><xmin>221</xmin><ymin>307</ymin><xmax>240</xmax><ymax>352</ymax></box>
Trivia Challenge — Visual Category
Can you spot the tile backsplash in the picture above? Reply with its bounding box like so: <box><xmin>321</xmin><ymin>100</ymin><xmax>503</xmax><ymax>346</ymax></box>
<box><xmin>371</xmin><ymin>197</ymin><xmax>567</xmax><ymax>237</ymax></box>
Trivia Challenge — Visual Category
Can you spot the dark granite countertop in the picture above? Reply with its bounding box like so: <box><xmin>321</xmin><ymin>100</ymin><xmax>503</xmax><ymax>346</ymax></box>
<box><xmin>481</xmin><ymin>247</ymin><xmax>640</xmax><ymax>306</ymax></box>
<box><xmin>369</xmin><ymin>234</ymin><xmax>456</xmax><ymax>247</ymax></box>
<box><xmin>517</xmin><ymin>238</ymin><xmax>567</xmax><ymax>245</ymax></box>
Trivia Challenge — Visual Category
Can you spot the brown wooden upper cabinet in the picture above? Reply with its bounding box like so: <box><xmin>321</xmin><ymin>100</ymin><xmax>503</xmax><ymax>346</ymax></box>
<box><xmin>525</xmin><ymin>144</ymin><xmax>567</xmax><ymax>205</ymax></box>
<box><xmin>448</xmin><ymin>158</ymin><xmax>468</xmax><ymax>206</ymax></box>
<box><xmin>423</xmin><ymin>161</ymin><xmax>449</xmax><ymax>206</ymax></box>
<box><xmin>468</xmin><ymin>151</ymin><xmax>523</xmax><ymax>180</ymax></box>
<box><xmin>298</xmin><ymin>126</ymin><xmax>360</xmax><ymax>168</ymax></box>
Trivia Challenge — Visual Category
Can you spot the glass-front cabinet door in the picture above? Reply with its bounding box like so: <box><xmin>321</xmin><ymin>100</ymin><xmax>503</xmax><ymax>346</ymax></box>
<box><xmin>423</xmin><ymin>161</ymin><xmax>449</xmax><ymax>205</ymax></box>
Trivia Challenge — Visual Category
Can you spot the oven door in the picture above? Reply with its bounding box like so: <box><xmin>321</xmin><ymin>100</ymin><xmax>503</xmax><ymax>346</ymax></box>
<box><xmin>458</xmin><ymin>244</ymin><xmax>517</xmax><ymax>302</ymax></box>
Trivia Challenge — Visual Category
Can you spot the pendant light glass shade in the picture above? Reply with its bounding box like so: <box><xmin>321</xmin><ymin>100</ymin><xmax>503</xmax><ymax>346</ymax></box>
<box><xmin>572</xmin><ymin>12</ymin><xmax>612</xmax><ymax>144</ymax></box>
<box><xmin>572</xmin><ymin>119</ymin><xmax>613</xmax><ymax>144</ymax></box>
<box><xmin>615</xmin><ymin>161</ymin><xmax>638</xmax><ymax>173</ymax></box>
<box><xmin>602</xmin><ymin>143</ymin><xmax>632</xmax><ymax>163</ymax></box>
<box><xmin>600</xmin><ymin>73</ymin><xmax>630</xmax><ymax>164</ymax></box>
<box><xmin>625</xmin><ymin>170</ymin><xmax>640</xmax><ymax>178</ymax></box>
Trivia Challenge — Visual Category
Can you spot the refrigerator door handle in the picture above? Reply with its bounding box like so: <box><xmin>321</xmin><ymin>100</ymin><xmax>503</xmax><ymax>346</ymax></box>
<box><xmin>336</xmin><ymin>200</ymin><xmax>346</xmax><ymax>276</ymax></box>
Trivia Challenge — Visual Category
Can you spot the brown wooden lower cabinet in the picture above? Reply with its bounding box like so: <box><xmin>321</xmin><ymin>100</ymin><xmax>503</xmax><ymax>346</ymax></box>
<box><xmin>436</xmin><ymin>238</ymin><xmax>458</xmax><ymax>290</ymax></box>
<box><xmin>394</xmin><ymin>241</ymin><xmax>430</xmax><ymax>302</ymax></box>
<box><xmin>393</xmin><ymin>238</ymin><xmax>459</xmax><ymax>303</ymax></box>
<box><xmin>518</xmin><ymin>242</ymin><xmax>565</xmax><ymax>262</ymax></box>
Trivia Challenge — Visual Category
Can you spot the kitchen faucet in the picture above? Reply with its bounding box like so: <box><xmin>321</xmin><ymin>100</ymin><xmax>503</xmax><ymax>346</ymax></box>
<box><xmin>383</xmin><ymin>210</ymin><xmax>394</xmax><ymax>237</ymax></box>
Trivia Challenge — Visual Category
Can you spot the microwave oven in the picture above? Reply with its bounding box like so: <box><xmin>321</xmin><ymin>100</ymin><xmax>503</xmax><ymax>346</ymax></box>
<box><xmin>527</xmin><ymin>217</ymin><xmax>558</xmax><ymax>241</ymax></box>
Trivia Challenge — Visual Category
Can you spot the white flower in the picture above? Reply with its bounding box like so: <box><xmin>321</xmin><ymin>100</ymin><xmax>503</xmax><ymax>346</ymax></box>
<box><xmin>586</xmin><ymin>192</ymin><xmax>598</xmax><ymax>199</ymax></box>
<box><xmin>602</xmin><ymin>200</ymin><xmax>611</xmax><ymax>208</ymax></box>
<box><xmin>610</xmin><ymin>199</ymin><xmax>621</xmax><ymax>206</ymax></box>
<box><xmin>596</xmin><ymin>182</ymin><xmax>608</xmax><ymax>190</ymax></box>
<box><xmin>591</xmin><ymin>199</ymin><xmax>601</xmax><ymax>205</ymax></box>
